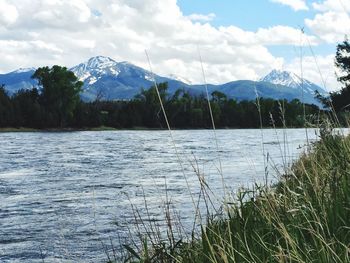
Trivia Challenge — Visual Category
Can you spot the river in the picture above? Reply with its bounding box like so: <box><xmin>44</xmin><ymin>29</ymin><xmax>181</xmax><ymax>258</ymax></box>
<box><xmin>0</xmin><ymin>129</ymin><xmax>321</xmax><ymax>262</ymax></box>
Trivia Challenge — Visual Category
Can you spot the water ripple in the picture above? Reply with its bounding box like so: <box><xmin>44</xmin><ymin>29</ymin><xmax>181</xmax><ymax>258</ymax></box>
<box><xmin>0</xmin><ymin>129</ymin><xmax>326</xmax><ymax>262</ymax></box>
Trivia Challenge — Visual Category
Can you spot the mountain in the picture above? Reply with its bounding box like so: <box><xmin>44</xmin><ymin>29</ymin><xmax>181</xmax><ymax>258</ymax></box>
<box><xmin>70</xmin><ymin>56</ymin><xmax>192</xmax><ymax>101</ymax></box>
<box><xmin>0</xmin><ymin>57</ymin><xmax>327</xmax><ymax>106</ymax></box>
<box><xmin>0</xmin><ymin>68</ymin><xmax>36</xmax><ymax>94</ymax></box>
<box><xmin>260</xmin><ymin>69</ymin><xmax>327</xmax><ymax>101</ymax></box>
<box><xmin>261</xmin><ymin>69</ymin><xmax>326</xmax><ymax>93</ymax></box>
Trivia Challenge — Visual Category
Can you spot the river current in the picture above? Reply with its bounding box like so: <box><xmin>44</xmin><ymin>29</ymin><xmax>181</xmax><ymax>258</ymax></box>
<box><xmin>0</xmin><ymin>129</ymin><xmax>322</xmax><ymax>262</ymax></box>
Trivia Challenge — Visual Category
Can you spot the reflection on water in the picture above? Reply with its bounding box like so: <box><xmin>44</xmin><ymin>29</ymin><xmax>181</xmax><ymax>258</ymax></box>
<box><xmin>0</xmin><ymin>129</ymin><xmax>323</xmax><ymax>262</ymax></box>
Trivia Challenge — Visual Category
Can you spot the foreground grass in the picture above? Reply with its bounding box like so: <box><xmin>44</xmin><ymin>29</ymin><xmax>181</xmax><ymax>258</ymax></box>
<box><xmin>122</xmin><ymin>128</ymin><xmax>350</xmax><ymax>263</ymax></box>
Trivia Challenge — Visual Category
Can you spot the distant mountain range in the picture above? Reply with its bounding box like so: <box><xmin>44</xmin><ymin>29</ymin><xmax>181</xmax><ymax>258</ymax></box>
<box><xmin>0</xmin><ymin>56</ymin><xmax>327</xmax><ymax>105</ymax></box>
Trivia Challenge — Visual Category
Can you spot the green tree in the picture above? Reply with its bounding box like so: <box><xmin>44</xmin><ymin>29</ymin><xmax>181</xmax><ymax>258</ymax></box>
<box><xmin>12</xmin><ymin>88</ymin><xmax>42</xmax><ymax>127</ymax></box>
<box><xmin>134</xmin><ymin>82</ymin><xmax>169</xmax><ymax>127</ymax></box>
<box><xmin>336</xmin><ymin>38</ymin><xmax>350</xmax><ymax>86</ymax></box>
<box><xmin>0</xmin><ymin>85</ymin><xmax>13</xmax><ymax>127</ymax></box>
<box><xmin>211</xmin><ymin>90</ymin><xmax>227</xmax><ymax>104</ymax></box>
<box><xmin>318</xmin><ymin>38</ymin><xmax>350</xmax><ymax>112</ymax></box>
<box><xmin>32</xmin><ymin>65</ymin><xmax>83</xmax><ymax>127</ymax></box>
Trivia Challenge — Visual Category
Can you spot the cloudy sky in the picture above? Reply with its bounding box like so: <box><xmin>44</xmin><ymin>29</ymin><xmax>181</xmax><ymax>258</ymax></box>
<box><xmin>0</xmin><ymin>0</ymin><xmax>349</xmax><ymax>91</ymax></box>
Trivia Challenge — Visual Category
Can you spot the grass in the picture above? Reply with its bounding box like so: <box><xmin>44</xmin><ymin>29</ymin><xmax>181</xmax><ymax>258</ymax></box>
<box><xmin>0</xmin><ymin>126</ymin><xmax>118</xmax><ymax>132</ymax></box>
<box><xmin>0</xmin><ymin>127</ymin><xmax>39</xmax><ymax>132</ymax></box>
<box><xmin>119</xmin><ymin>125</ymin><xmax>350</xmax><ymax>263</ymax></box>
<box><xmin>109</xmin><ymin>41</ymin><xmax>350</xmax><ymax>262</ymax></box>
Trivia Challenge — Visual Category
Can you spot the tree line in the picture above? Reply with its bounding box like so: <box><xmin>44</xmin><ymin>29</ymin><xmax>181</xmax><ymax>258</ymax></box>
<box><xmin>79</xmin><ymin>85</ymin><xmax>322</xmax><ymax>129</ymax></box>
<box><xmin>0</xmin><ymin>77</ymin><xmax>321</xmax><ymax>129</ymax></box>
<box><xmin>0</xmin><ymin>65</ymin><xmax>83</xmax><ymax>128</ymax></box>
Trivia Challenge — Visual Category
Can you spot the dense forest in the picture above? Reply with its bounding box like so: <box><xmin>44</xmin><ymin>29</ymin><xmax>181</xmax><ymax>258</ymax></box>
<box><xmin>75</xmin><ymin>85</ymin><xmax>322</xmax><ymax>129</ymax></box>
<box><xmin>0</xmin><ymin>73</ymin><xmax>322</xmax><ymax>129</ymax></box>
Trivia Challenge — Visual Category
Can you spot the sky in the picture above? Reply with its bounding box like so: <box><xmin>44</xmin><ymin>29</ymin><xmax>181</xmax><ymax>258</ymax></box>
<box><xmin>0</xmin><ymin>0</ymin><xmax>349</xmax><ymax>91</ymax></box>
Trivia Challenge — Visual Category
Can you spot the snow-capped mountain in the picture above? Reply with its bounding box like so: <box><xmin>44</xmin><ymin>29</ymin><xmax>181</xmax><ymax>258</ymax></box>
<box><xmin>0</xmin><ymin>68</ymin><xmax>37</xmax><ymax>94</ymax></box>
<box><xmin>71</xmin><ymin>56</ymin><xmax>156</xmax><ymax>84</ymax></box>
<box><xmin>71</xmin><ymin>56</ymin><xmax>118</xmax><ymax>84</ymax></box>
<box><xmin>69</xmin><ymin>56</ymin><xmax>189</xmax><ymax>100</ymax></box>
<box><xmin>70</xmin><ymin>56</ymin><xmax>153</xmax><ymax>85</ymax></box>
<box><xmin>260</xmin><ymin>69</ymin><xmax>327</xmax><ymax>95</ymax></box>
<box><xmin>0</xmin><ymin>57</ymin><xmax>328</xmax><ymax>106</ymax></box>
<box><xmin>11</xmin><ymin>67</ymin><xmax>36</xmax><ymax>74</ymax></box>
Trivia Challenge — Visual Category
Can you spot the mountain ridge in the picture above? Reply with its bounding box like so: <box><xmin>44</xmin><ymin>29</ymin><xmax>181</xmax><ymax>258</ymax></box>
<box><xmin>0</xmin><ymin>56</ymin><xmax>327</xmax><ymax>106</ymax></box>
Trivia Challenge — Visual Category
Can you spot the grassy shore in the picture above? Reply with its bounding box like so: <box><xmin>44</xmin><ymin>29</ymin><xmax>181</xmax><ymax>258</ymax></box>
<box><xmin>0</xmin><ymin>126</ymin><xmax>118</xmax><ymax>132</ymax></box>
<box><xmin>121</xmin><ymin>127</ymin><xmax>350</xmax><ymax>263</ymax></box>
<box><xmin>0</xmin><ymin>126</ymin><xmax>185</xmax><ymax>132</ymax></box>
<box><xmin>0</xmin><ymin>127</ymin><xmax>40</xmax><ymax>132</ymax></box>
<box><xmin>0</xmin><ymin>126</ymin><xmax>315</xmax><ymax>133</ymax></box>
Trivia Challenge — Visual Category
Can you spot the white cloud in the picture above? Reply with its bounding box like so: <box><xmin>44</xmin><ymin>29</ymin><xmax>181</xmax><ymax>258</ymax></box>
<box><xmin>312</xmin><ymin>0</ymin><xmax>350</xmax><ymax>12</ymax></box>
<box><xmin>0</xmin><ymin>0</ymin><xmax>338</xmax><ymax>90</ymax></box>
<box><xmin>188</xmin><ymin>13</ymin><xmax>216</xmax><ymax>22</ymax></box>
<box><xmin>306</xmin><ymin>0</ymin><xmax>350</xmax><ymax>43</ymax></box>
<box><xmin>0</xmin><ymin>0</ymin><xmax>18</xmax><ymax>26</ymax></box>
<box><xmin>219</xmin><ymin>25</ymin><xmax>318</xmax><ymax>46</ymax></box>
<box><xmin>306</xmin><ymin>12</ymin><xmax>350</xmax><ymax>43</ymax></box>
<box><xmin>285</xmin><ymin>54</ymin><xmax>340</xmax><ymax>91</ymax></box>
<box><xmin>256</xmin><ymin>26</ymin><xmax>318</xmax><ymax>45</ymax></box>
<box><xmin>12</xmin><ymin>0</ymin><xmax>93</xmax><ymax>31</ymax></box>
<box><xmin>270</xmin><ymin>0</ymin><xmax>309</xmax><ymax>11</ymax></box>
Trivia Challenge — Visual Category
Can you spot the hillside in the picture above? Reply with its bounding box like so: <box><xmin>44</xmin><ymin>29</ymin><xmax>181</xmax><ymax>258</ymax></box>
<box><xmin>0</xmin><ymin>56</ymin><xmax>328</xmax><ymax>105</ymax></box>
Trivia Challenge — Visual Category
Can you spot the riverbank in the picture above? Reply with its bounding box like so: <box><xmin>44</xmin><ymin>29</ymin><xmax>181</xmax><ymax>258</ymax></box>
<box><xmin>123</xmin><ymin>128</ymin><xmax>350</xmax><ymax>263</ymax></box>
<box><xmin>0</xmin><ymin>126</ymin><xmax>119</xmax><ymax>132</ymax></box>
<box><xmin>0</xmin><ymin>126</ymin><xmax>182</xmax><ymax>132</ymax></box>
<box><xmin>0</xmin><ymin>126</ymin><xmax>323</xmax><ymax>133</ymax></box>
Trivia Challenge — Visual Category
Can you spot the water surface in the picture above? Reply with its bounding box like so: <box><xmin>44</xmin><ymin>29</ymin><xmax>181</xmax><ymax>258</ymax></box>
<box><xmin>0</xmin><ymin>129</ymin><xmax>321</xmax><ymax>262</ymax></box>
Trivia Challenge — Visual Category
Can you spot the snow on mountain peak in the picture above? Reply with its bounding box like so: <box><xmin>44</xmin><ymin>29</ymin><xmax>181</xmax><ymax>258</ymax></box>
<box><xmin>261</xmin><ymin>70</ymin><xmax>301</xmax><ymax>87</ymax></box>
<box><xmin>261</xmin><ymin>69</ymin><xmax>315</xmax><ymax>89</ymax></box>
<box><xmin>71</xmin><ymin>56</ymin><xmax>119</xmax><ymax>81</ymax></box>
<box><xmin>86</xmin><ymin>56</ymin><xmax>116</xmax><ymax>68</ymax></box>
<box><xmin>11</xmin><ymin>67</ymin><xmax>36</xmax><ymax>74</ymax></box>
<box><xmin>260</xmin><ymin>69</ymin><xmax>327</xmax><ymax>96</ymax></box>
